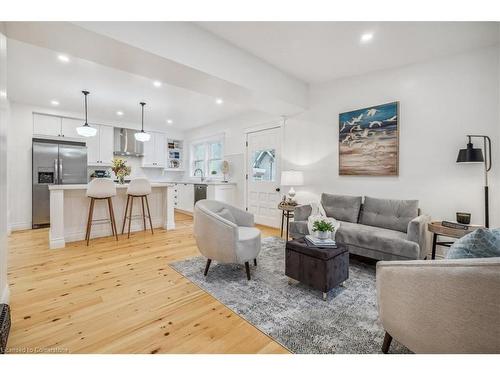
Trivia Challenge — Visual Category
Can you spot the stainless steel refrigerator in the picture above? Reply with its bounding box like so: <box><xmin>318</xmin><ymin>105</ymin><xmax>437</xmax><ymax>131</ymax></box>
<box><xmin>32</xmin><ymin>138</ymin><xmax>88</xmax><ymax>228</ymax></box>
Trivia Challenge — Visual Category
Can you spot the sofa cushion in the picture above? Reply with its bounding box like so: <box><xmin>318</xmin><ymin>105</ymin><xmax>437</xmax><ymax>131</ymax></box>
<box><xmin>446</xmin><ymin>228</ymin><xmax>500</xmax><ymax>259</ymax></box>
<box><xmin>360</xmin><ymin>196</ymin><xmax>418</xmax><ymax>233</ymax></box>
<box><xmin>336</xmin><ymin>220</ymin><xmax>420</xmax><ymax>259</ymax></box>
<box><xmin>321</xmin><ymin>193</ymin><xmax>362</xmax><ymax>223</ymax></box>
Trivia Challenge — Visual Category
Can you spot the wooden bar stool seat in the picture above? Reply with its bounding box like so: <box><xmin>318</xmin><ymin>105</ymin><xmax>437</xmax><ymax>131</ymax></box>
<box><xmin>85</xmin><ymin>178</ymin><xmax>118</xmax><ymax>246</ymax></box>
<box><xmin>122</xmin><ymin>178</ymin><xmax>154</xmax><ymax>238</ymax></box>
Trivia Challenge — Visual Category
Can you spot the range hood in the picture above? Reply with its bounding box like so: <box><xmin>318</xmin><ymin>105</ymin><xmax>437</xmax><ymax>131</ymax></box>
<box><xmin>113</xmin><ymin>128</ymin><xmax>144</xmax><ymax>157</ymax></box>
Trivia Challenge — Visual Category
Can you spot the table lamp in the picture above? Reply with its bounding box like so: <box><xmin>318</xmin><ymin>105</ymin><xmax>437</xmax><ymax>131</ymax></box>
<box><xmin>456</xmin><ymin>134</ymin><xmax>492</xmax><ymax>228</ymax></box>
<box><xmin>281</xmin><ymin>170</ymin><xmax>304</xmax><ymax>204</ymax></box>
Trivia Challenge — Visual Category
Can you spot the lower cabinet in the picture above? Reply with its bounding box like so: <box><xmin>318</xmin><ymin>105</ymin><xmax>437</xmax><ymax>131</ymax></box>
<box><xmin>207</xmin><ymin>185</ymin><xmax>235</xmax><ymax>206</ymax></box>
<box><xmin>172</xmin><ymin>183</ymin><xmax>235</xmax><ymax>214</ymax></box>
<box><xmin>175</xmin><ymin>183</ymin><xmax>194</xmax><ymax>213</ymax></box>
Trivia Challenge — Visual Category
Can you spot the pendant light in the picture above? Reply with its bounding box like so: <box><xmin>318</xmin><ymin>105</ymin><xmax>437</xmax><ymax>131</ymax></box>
<box><xmin>76</xmin><ymin>90</ymin><xmax>97</xmax><ymax>137</ymax></box>
<box><xmin>135</xmin><ymin>102</ymin><xmax>151</xmax><ymax>142</ymax></box>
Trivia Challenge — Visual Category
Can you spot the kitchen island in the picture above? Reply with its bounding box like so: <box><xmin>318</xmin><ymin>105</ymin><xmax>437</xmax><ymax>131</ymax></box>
<box><xmin>48</xmin><ymin>182</ymin><xmax>175</xmax><ymax>249</ymax></box>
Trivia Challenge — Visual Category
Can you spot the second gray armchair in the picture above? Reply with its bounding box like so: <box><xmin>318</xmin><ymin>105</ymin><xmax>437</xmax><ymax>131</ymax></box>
<box><xmin>193</xmin><ymin>200</ymin><xmax>261</xmax><ymax>280</ymax></box>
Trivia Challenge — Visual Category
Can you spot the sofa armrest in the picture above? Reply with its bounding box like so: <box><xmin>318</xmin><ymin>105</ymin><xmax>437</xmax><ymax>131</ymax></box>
<box><xmin>376</xmin><ymin>257</ymin><xmax>500</xmax><ymax>353</ymax></box>
<box><xmin>406</xmin><ymin>214</ymin><xmax>431</xmax><ymax>259</ymax></box>
<box><xmin>293</xmin><ymin>204</ymin><xmax>313</xmax><ymax>222</ymax></box>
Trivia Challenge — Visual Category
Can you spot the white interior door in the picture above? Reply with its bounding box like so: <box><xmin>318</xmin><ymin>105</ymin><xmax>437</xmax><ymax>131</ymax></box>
<box><xmin>246</xmin><ymin>126</ymin><xmax>281</xmax><ymax>227</ymax></box>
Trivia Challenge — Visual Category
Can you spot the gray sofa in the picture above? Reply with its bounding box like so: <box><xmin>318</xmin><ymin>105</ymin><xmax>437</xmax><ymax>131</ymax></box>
<box><xmin>289</xmin><ymin>194</ymin><xmax>431</xmax><ymax>261</ymax></box>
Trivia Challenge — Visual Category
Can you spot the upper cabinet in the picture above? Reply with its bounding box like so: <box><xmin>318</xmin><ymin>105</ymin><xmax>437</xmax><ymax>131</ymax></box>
<box><xmin>61</xmin><ymin>118</ymin><xmax>84</xmax><ymax>139</ymax></box>
<box><xmin>142</xmin><ymin>131</ymin><xmax>166</xmax><ymax>168</ymax></box>
<box><xmin>33</xmin><ymin>114</ymin><xmax>62</xmax><ymax>137</ymax></box>
<box><xmin>87</xmin><ymin>124</ymin><xmax>114</xmax><ymax>166</ymax></box>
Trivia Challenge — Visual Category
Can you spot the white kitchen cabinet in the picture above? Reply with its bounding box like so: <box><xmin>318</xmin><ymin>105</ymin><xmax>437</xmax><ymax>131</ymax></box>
<box><xmin>142</xmin><ymin>131</ymin><xmax>166</xmax><ymax>168</ymax></box>
<box><xmin>33</xmin><ymin>114</ymin><xmax>62</xmax><ymax>137</ymax></box>
<box><xmin>87</xmin><ymin>124</ymin><xmax>114</xmax><ymax>166</ymax></box>
<box><xmin>98</xmin><ymin>125</ymin><xmax>114</xmax><ymax>165</ymax></box>
<box><xmin>61</xmin><ymin>118</ymin><xmax>84</xmax><ymax>139</ymax></box>
<box><xmin>176</xmin><ymin>183</ymin><xmax>194</xmax><ymax>213</ymax></box>
<box><xmin>208</xmin><ymin>184</ymin><xmax>235</xmax><ymax>206</ymax></box>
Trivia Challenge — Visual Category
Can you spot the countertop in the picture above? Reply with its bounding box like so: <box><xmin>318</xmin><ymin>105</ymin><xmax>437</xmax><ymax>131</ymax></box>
<box><xmin>161</xmin><ymin>180</ymin><xmax>236</xmax><ymax>186</ymax></box>
<box><xmin>48</xmin><ymin>182</ymin><xmax>173</xmax><ymax>190</ymax></box>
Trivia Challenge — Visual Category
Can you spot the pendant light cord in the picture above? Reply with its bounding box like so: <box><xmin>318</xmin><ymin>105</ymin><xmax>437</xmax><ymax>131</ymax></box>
<box><xmin>140</xmin><ymin>102</ymin><xmax>146</xmax><ymax>132</ymax></box>
<box><xmin>82</xmin><ymin>90</ymin><xmax>89</xmax><ymax>126</ymax></box>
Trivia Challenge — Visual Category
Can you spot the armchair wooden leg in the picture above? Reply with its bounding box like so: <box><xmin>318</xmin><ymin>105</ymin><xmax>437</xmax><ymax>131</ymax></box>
<box><xmin>382</xmin><ymin>332</ymin><xmax>392</xmax><ymax>354</ymax></box>
<box><xmin>245</xmin><ymin>262</ymin><xmax>251</xmax><ymax>280</ymax></box>
<box><xmin>253</xmin><ymin>259</ymin><xmax>257</xmax><ymax>266</ymax></box>
<box><xmin>204</xmin><ymin>259</ymin><xmax>212</xmax><ymax>276</ymax></box>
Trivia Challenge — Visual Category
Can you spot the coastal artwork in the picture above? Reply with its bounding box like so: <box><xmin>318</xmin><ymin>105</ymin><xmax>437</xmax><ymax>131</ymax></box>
<box><xmin>339</xmin><ymin>102</ymin><xmax>399</xmax><ymax>176</ymax></box>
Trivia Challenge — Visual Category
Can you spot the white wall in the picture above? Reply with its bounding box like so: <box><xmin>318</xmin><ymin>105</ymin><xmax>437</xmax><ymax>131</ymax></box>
<box><xmin>185</xmin><ymin>46</ymin><xmax>500</xmax><ymax>227</ymax></box>
<box><xmin>0</xmin><ymin>26</ymin><xmax>10</xmax><ymax>303</ymax></box>
<box><xmin>7</xmin><ymin>101</ymin><xmax>185</xmax><ymax>230</ymax></box>
<box><xmin>184</xmin><ymin>111</ymin><xmax>278</xmax><ymax>208</ymax></box>
<box><xmin>286</xmin><ymin>45</ymin><xmax>500</xmax><ymax>227</ymax></box>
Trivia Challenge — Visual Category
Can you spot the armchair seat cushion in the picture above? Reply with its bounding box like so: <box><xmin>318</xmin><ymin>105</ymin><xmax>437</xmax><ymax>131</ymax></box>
<box><xmin>236</xmin><ymin>227</ymin><xmax>261</xmax><ymax>263</ymax></box>
<box><xmin>337</xmin><ymin>221</ymin><xmax>420</xmax><ymax>260</ymax></box>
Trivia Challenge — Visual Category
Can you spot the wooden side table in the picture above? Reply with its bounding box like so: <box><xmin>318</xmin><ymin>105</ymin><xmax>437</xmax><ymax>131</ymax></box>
<box><xmin>278</xmin><ymin>202</ymin><xmax>296</xmax><ymax>240</ymax></box>
<box><xmin>427</xmin><ymin>221</ymin><xmax>483</xmax><ymax>259</ymax></box>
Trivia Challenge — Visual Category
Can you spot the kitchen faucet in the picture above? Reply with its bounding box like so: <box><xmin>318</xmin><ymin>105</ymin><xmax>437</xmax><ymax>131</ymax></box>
<box><xmin>193</xmin><ymin>168</ymin><xmax>205</xmax><ymax>182</ymax></box>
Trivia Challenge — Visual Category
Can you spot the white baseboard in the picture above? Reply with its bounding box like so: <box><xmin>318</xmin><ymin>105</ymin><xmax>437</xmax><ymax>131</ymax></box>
<box><xmin>0</xmin><ymin>284</ymin><xmax>10</xmax><ymax>304</ymax></box>
<box><xmin>8</xmin><ymin>221</ymin><xmax>31</xmax><ymax>232</ymax></box>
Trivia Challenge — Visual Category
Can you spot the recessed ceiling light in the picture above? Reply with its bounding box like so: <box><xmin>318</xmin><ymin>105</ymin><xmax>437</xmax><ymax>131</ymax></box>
<box><xmin>167</xmin><ymin>119</ymin><xmax>173</xmax><ymax>124</ymax></box>
<box><xmin>116</xmin><ymin>111</ymin><xmax>124</xmax><ymax>116</ymax></box>
<box><xmin>153</xmin><ymin>80</ymin><xmax>162</xmax><ymax>88</ymax></box>
<box><xmin>58</xmin><ymin>54</ymin><xmax>70</xmax><ymax>63</ymax></box>
<box><xmin>51</xmin><ymin>100</ymin><xmax>60</xmax><ymax>106</ymax></box>
<box><xmin>0</xmin><ymin>90</ymin><xmax>6</xmax><ymax>98</ymax></box>
<box><xmin>215</xmin><ymin>98</ymin><xmax>224</xmax><ymax>105</ymax></box>
<box><xmin>360</xmin><ymin>33</ymin><xmax>374</xmax><ymax>43</ymax></box>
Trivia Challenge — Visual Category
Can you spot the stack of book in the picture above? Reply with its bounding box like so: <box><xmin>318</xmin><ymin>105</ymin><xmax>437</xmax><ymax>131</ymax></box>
<box><xmin>305</xmin><ymin>235</ymin><xmax>337</xmax><ymax>248</ymax></box>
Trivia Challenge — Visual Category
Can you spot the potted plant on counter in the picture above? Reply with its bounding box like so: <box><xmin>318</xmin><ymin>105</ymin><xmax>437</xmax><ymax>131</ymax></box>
<box><xmin>111</xmin><ymin>158</ymin><xmax>131</xmax><ymax>184</ymax></box>
<box><xmin>312</xmin><ymin>219</ymin><xmax>334</xmax><ymax>239</ymax></box>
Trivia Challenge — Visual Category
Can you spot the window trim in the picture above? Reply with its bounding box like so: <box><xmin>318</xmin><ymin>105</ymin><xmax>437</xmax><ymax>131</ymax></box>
<box><xmin>190</xmin><ymin>136</ymin><xmax>224</xmax><ymax>178</ymax></box>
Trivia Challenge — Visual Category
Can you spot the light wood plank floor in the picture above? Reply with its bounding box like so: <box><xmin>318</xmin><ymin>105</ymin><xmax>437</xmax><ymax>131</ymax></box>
<box><xmin>6</xmin><ymin>212</ymin><xmax>289</xmax><ymax>354</ymax></box>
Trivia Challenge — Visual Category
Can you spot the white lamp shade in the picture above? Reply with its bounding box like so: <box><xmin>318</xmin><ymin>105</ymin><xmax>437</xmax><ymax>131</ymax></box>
<box><xmin>281</xmin><ymin>170</ymin><xmax>304</xmax><ymax>186</ymax></box>
<box><xmin>76</xmin><ymin>125</ymin><xmax>97</xmax><ymax>137</ymax></box>
<box><xmin>134</xmin><ymin>131</ymin><xmax>151</xmax><ymax>142</ymax></box>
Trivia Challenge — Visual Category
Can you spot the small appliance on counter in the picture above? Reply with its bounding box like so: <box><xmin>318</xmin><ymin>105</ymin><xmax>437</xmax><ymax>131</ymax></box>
<box><xmin>90</xmin><ymin>169</ymin><xmax>110</xmax><ymax>179</ymax></box>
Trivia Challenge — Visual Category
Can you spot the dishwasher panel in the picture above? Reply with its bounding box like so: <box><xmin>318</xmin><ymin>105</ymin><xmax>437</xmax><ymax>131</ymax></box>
<box><xmin>194</xmin><ymin>184</ymin><xmax>207</xmax><ymax>204</ymax></box>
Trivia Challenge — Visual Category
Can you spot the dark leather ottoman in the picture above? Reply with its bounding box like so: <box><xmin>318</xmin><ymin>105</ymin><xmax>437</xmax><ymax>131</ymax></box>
<box><xmin>285</xmin><ymin>238</ymin><xmax>349</xmax><ymax>300</ymax></box>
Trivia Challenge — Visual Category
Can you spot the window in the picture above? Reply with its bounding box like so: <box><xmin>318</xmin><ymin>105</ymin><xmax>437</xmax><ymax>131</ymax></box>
<box><xmin>191</xmin><ymin>138</ymin><xmax>224</xmax><ymax>178</ymax></box>
<box><xmin>251</xmin><ymin>149</ymin><xmax>276</xmax><ymax>181</ymax></box>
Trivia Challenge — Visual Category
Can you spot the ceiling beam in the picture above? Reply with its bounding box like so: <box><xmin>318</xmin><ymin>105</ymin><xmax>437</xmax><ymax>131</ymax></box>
<box><xmin>5</xmin><ymin>22</ymin><xmax>307</xmax><ymax>116</ymax></box>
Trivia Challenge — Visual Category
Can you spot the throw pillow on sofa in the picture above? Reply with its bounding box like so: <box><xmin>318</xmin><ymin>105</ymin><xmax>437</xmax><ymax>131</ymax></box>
<box><xmin>320</xmin><ymin>193</ymin><xmax>362</xmax><ymax>223</ymax></box>
<box><xmin>446</xmin><ymin>228</ymin><xmax>500</xmax><ymax>259</ymax></box>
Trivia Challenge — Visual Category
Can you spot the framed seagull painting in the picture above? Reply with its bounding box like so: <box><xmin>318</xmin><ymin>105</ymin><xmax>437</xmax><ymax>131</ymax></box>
<box><xmin>338</xmin><ymin>101</ymin><xmax>399</xmax><ymax>176</ymax></box>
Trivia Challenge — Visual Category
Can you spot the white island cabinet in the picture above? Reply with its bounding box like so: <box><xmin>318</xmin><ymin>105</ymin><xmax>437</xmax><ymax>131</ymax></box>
<box><xmin>48</xmin><ymin>182</ymin><xmax>175</xmax><ymax>249</ymax></box>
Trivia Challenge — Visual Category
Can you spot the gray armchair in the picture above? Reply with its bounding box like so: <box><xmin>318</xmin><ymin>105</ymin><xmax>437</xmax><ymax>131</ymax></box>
<box><xmin>377</xmin><ymin>257</ymin><xmax>500</xmax><ymax>353</ymax></box>
<box><xmin>193</xmin><ymin>200</ymin><xmax>261</xmax><ymax>280</ymax></box>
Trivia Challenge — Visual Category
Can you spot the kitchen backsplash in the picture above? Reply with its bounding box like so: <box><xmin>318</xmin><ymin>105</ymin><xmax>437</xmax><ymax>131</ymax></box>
<box><xmin>87</xmin><ymin>156</ymin><xmax>185</xmax><ymax>182</ymax></box>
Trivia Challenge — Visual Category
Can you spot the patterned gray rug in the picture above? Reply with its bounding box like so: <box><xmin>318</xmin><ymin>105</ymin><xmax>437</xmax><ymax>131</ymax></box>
<box><xmin>170</xmin><ymin>237</ymin><xmax>410</xmax><ymax>354</ymax></box>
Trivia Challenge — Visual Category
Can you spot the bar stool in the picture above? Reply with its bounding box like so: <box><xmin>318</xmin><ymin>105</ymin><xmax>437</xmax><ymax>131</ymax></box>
<box><xmin>121</xmin><ymin>178</ymin><xmax>154</xmax><ymax>238</ymax></box>
<box><xmin>85</xmin><ymin>178</ymin><xmax>118</xmax><ymax>246</ymax></box>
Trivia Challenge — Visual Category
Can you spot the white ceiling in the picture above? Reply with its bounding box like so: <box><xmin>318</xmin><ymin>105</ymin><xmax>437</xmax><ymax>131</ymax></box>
<box><xmin>197</xmin><ymin>22</ymin><xmax>500</xmax><ymax>83</ymax></box>
<box><xmin>7</xmin><ymin>39</ymin><xmax>246</xmax><ymax>130</ymax></box>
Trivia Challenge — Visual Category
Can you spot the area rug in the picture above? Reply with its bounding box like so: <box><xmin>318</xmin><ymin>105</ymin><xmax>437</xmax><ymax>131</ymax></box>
<box><xmin>170</xmin><ymin>237</ymin><xmax>410</xmax><ymax>354</ymax></box>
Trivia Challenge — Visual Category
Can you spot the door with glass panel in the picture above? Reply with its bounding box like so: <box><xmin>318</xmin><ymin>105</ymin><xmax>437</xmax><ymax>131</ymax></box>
<box><xmin>246</xmin><ymin>126</ymin><xmax>281</xmax><ymax>227</ymax></box>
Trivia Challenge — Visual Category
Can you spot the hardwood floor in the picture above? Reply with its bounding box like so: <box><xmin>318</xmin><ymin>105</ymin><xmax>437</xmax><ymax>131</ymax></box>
<box><xmin>6</xmin><ymin>212</ymin><xmax>288</xmax><ymax>354</ymax></box>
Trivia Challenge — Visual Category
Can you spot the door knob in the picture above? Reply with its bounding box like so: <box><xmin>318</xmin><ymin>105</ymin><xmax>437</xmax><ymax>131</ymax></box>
<box><xmin>275</xmin><ymin>187</ymin><xmax>281</xmax><ymax>192</ymax></box>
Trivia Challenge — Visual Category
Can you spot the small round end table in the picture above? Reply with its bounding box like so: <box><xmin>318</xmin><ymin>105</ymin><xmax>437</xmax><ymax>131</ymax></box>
<box><xmin>427</xmin><ymin>221</ymin><xmax>483</xmax><ymax>259</ymax></box>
